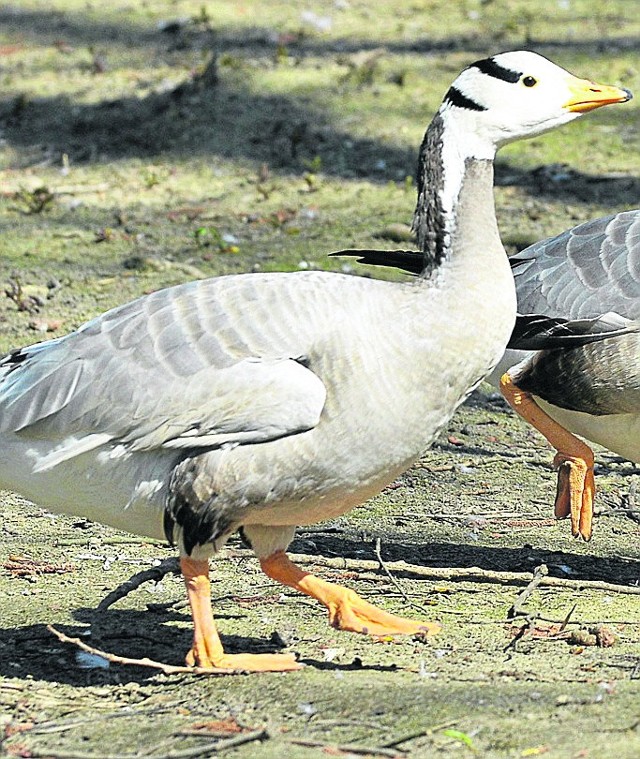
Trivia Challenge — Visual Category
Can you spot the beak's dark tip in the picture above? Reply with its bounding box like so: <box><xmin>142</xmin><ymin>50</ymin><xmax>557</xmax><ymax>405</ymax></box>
<box><xmin>623</xmin><ymin>87</ymin><xmax>633</xmax><ymax>102</ymax></box>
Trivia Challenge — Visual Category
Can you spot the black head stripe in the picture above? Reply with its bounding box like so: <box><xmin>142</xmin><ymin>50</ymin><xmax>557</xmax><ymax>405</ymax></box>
<box><xmin>443</xmin><ymin>85</ymin><xmax>487</xmax><ymax>112</ymax></box>
<box><xmin>471</xmin><ymin>56</ymin><xmax>521</xmax><ymax>84</ymax></box>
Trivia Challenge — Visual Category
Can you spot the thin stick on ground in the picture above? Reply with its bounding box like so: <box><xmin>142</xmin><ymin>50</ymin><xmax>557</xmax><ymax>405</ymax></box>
<box><xmin>503</xmin><ymin>621</ymin><xmax>530</xmax><ymax>652</ymax></box>
<box><xmin>171</xmin><ymin>728</ymin><xmax>270</xmax><ymax>754</ymax></box>
<box><xmin>382</xmin><ymin>719</ymin><xmax>460</xmax><ymax>748</ymax></box>
<box><xmin>24</xmin><ymin>729</ymin><xmax>269</xmax><ymax>759</ymax></box>
<box><xmin>87</xmin><ymin>547</ymin><xmax>639</xmax><ymax>627</ymax></box>
<box><xmin>558</xmin><ymin>602</ymin><xmax>578</xmax><ymax>633</ymax></box>
<box><xmin>508</xmin><ymin>563</ymin><xmax>549</xmax><ymax>619</ymax></box>
<box><xmin>46</xmin><ymin>625</ymin><xmax>240</xmax><ymax>676</ymax></box>
<box><xmin>373</xmin><ymin>537</ymin><xmax>434</xmax><ymax>617</ymax></box>
<box><xmin>287</xmin><ymin>553</ymin><xmax>640</xmax><ymax>595</ymax></box>
<box><xmin>287</xmin><ymin>737</ymin><xmax>403</xmax><ymax>757</ymax></box>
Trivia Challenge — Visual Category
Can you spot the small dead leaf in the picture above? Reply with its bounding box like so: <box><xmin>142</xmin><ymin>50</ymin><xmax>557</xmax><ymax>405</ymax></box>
<box><xmin>188</xmin><ymin>718</ymin><xmax>244</xmax><ymax>735</ymax></box>
<box><xmin>28</xmin><ymin>318</ymin><xmax>63</xmax><ymax>333</ymax></box>
<box><xmin>591</xmin><ymin>625</ymin><xmax>617</xmax><ymax>648</ymax></box>
<box><xmin>5</xmin><ymin>741</ymin><xmax>33</xmax><ymax>757</ymax></box>
<box><xmin>567</xmin><ymin>630</ymin><xmax>598</xmax><ymax>647</ymax></box>
<box><xmin>0</xmin><ymin>45</ymin><xmax>24</xmax><ymax>56</ymax></box>
<box><xmin>4</xmin><ymin>722</ymin><xmax>34</xmax><ymax>738</ymax></box>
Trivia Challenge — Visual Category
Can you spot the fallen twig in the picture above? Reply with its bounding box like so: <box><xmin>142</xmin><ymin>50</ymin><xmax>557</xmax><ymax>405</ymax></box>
<box><xmin>25</xmin><ymin>708</ymin><xmax>174</xmax><ymax>736</ymax></box>
<box><xmin>97</xmin><ymin>557</ymin><xmax>180</xmax><ymax>612</ymax></box>
<box><xmin>287</xmin><ymin>553</ymin><xmax>640</xmax><ymax>595</ymax></box>
<box><xmin>3</xmin><ymin>554</ymin><xmax>76</xmax><ymax>576</ymax></box>
<box><xmin>382</xmin><ymin>719</ymin><xmax>460</xmax><ymax>748</ymax></box>
<box><xmin>172</xmin><ymin>727</ymin><xmax>270</xmax><ymax>754</ymax></box>
<box><xmin>420</xmin><ymin>455</ymin><xmax>524</xmax><ymax>472</ymax></box>
<box><xmin>402</xmin><ymin>510</ymin><xmax>522</xmax><ymax>520</ymax></box>
<box><xmin>373</xmin><ymin>538</ymin><xmax>431</xmax><ymax>616</ymax></box>
<box><xmin>56</xmin><ymin>536</ymin><xmax>165</xmax><ymax>546</ymax></box>
<box><xmin>600</xmin><ymin>481</ymin><xmax>640</xmax><ymax>526</ymax></box>
<box><xmin>504</xmin><ymin>621</ymin><xmax>531</xmax><ymax>652</ymax></box>
<box><xmin>25</xmin><ymin>729</ymin><xmax>269</xmax><ymax>759</ymax></box>
<box><xmin>508</xmin><ymin>564</ymin><xmax>549</xmax><ymax>618</ymax></box>
<box><xmin>558</xmin><ymin>603</ymin><xmax>577</xmax><ymax>633</ymax></box>
<box><xmin>288</xmin><ymin>737</ymin><xmax>403</xmax><ymax>757</ymax></box>
<box><xmin>47</xmin><ymin>625</ymin><xmax>240</xmax><ymax>676</ymax></box>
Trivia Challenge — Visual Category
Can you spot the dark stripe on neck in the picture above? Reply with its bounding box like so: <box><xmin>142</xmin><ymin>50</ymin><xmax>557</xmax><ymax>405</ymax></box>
<box><xmin>471</xmin><ymin>57</ymin><xmax>521</xmax><ymax>83</ymax></box>
<box><xmin>443</xmin><ymin>85</ymin><xmax>487</xmax><ymax>112</ymax></box>
<box><xmin>411</xmin><ymin>113</ymin><xmax>447</xmax><ymax>276</ymax></box>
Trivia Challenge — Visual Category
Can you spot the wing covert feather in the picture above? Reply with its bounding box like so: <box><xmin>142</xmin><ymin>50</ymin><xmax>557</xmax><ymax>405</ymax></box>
<box><xmin>0</xmin><ymin>274</ymin><xmax>333</xmax><ymax>462</ymax></box>
<box><xmin>512</xmin><ymin>210</ymin><xmax>640</xmax><ymax>319</ymax></box>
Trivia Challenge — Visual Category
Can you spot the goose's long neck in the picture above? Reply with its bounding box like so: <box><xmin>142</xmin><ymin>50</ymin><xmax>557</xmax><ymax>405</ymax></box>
<box><xmin>412</xmin><ymin>110</ymin><xmax>501</xmax><ymax>276</ymax></box>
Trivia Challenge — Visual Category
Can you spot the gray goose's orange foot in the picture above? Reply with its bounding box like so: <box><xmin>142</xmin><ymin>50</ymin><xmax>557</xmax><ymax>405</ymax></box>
<box><xmin>500</xmin><ymin>373</ymin><xmax>595</xmax><ymax>541</ymax></box>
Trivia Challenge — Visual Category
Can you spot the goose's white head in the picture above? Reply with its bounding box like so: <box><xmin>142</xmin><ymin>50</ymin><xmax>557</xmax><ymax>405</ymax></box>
<box><xmin>440</xmin><ymin>50</ymin><xmax>632</xmax><ymax>159</ymax></box>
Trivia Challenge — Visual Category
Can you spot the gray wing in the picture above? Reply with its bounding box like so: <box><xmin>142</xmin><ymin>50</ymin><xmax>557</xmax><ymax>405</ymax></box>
<box><xmin>511</xmin><ymin>210</ymin><xmax>640</xmax><ymax>319</ymax></box>
<box><xmin>0</xmin><ymin>275</ymin><xmax>327</xmax><ymax>470</ymax></box>
<box><xmin>508</xmin><ymin>311</ymin><xmax>638</xmax><ymax>351</ymax></box>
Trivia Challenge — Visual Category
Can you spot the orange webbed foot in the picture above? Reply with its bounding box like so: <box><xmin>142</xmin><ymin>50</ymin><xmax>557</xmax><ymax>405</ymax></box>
<box><xmin>185</xmin><ymin>644</ymin><xmax>302</xmax><ymax>673</ymax></box>
<box><xmin>181</xmin><ymin>556</ymin><xmax>301</xmax><ymax>674</ymax></box>
<box><xmin>260</xmin><ymin>551</ymin><xmax>440</xmax><ymax>638</ymax></box>
<box><xmin>553</xmin><ymin>451</ymin><xmax>595</xmax><ymax>542</ymax></box>
<box><xmin>324</xmin><ymin>586</ymin><xmax>441</xmax><ymax>637</ymax></box>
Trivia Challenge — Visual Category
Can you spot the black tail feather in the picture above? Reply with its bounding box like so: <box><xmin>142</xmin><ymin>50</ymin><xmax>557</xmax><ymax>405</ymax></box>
<box><xmin>329</xmin><ymin>248</ymin><xmax>423</xmax><ymax>274</ymax></box>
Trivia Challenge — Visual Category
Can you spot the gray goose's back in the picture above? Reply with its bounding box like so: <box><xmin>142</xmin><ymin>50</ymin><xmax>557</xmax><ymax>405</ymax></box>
<box><xmin>511</xmin><ymin>209</ymin><xmax>640</xmax><ymax>319</ymax></box>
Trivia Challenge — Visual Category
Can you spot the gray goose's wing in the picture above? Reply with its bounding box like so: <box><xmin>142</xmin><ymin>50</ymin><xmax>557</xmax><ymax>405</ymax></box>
<box><xmin>510</xmin><ymin>209</ymin><xmax>640</xmax><ymax>320</ymax></box>
<box><xmin>512</xmin><ymin>329</ymin><xmax>640</xmax><ymax>416</ymax></box>
<box><xmin>0</xmin><ymin>275</ymin><xmax>327</xmax><ymax>471</ymax></box>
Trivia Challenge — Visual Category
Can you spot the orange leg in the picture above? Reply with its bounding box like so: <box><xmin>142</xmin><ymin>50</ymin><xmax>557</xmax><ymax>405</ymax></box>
<box><xmin>181</xmin><ymin>557</ymin><xmax>302</xmax><ymax>672</ymax></box>
<box><xmin>500</xmin><ymin>373</ymin><xmax>595</xmax><ymax>541</ymax></box>
<box><xmin>260</xmin><ymin>550</ymin><xmax>440</xmax><ymax>637</ymax></box>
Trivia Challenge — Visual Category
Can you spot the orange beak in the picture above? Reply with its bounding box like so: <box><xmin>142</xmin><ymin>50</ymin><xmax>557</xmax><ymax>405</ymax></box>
<box><xmin>564</xmin><ymin>77</ymin><xmax>632</xmax><ymax>113</ymax></box>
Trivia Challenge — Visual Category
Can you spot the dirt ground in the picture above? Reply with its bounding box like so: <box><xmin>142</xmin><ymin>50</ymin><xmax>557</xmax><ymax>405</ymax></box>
<box><xmin>2</xmin><ymin>393</ymin><xmax>639</xmax><ymax>758</ymax></box>
<box><xmin>0</xmin><ymin>2</ymin><xmax>639</xmax><ymax>758</ymax></box>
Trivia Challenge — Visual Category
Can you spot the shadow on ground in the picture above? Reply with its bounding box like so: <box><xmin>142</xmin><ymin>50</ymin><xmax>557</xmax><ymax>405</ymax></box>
<box><xmin>290</xmin><ymin>534</ymin><xmax>640</xmax><ymax>585</ymax></box>
<box><xmin>1</xmin><ymin>8</ymin><xmax>638</xmax><ymax>204</ymax></box>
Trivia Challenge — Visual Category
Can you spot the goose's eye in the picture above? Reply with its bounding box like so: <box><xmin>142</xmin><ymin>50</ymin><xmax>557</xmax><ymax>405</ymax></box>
<box><xmin>522</xmin><ymin>75</ymin><xmax>537</xmax><ymax>88</ymax></box>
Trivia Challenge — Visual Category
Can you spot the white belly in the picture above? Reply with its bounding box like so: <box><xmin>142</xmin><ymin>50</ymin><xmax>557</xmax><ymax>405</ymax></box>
<box><xmin>0</xmin><ymin>438</ymin><xmax>174</xmax><ymax>540</ymax></box>
<box><xmin>538</xmin><ymin>399</ymin><xmax>640</xmax><ymax>465</ymax></box>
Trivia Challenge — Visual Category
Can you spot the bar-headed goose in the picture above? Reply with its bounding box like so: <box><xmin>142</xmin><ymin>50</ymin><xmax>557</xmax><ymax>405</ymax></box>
<box><xmin>0</xmin><ymin>52</ymin><xmax>629</xmax><ymax>672</ymax></box>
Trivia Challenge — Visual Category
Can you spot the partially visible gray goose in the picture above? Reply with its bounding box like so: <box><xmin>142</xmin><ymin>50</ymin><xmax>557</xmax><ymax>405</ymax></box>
<box><xmin>492</xmin><ymin>210</ymin><xmax>640</xmax><ymax>541</ymax></box>
<box><xmin>0</xmin><ymin>53</ymin><xmax>629</xmax><ymax>672</ymax></box>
